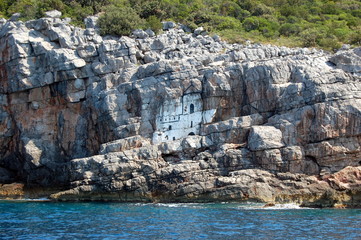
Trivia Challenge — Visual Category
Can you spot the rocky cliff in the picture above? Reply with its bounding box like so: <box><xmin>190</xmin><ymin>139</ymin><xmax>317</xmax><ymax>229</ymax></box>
<box><xmin>0</xmin><ymin>11</ymin><xmax>361</xmax><ymax>207</ymax></box>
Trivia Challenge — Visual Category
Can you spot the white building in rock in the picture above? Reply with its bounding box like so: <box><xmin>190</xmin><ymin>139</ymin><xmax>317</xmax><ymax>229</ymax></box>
<box><xmin>152</xmin><ymin>85</ymin><xmax>216</xmax><ymax>144</ymax></box>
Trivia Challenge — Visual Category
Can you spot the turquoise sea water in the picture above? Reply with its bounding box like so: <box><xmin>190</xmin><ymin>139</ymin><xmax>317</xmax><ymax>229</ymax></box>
<box><xmin>0</xmin><ymin>201</ymin><xmax>360</xmax><ymax>240</ymax></box>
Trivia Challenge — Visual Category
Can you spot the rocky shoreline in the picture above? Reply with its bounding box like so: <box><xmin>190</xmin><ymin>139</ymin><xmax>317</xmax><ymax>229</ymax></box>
<box><xmin>0</xmin><ymin>11</ymin><xmax>361</xmax><ymax>207</ymax></box>
<box><xmin>1</xmin><ymin>166</ymin><xmax>361</xmax><ymax>208</ymax></box>
<box><xmin>49</xmin><ymin>166</ymin><xmax>361</xmax><ymax>208</ymax></box>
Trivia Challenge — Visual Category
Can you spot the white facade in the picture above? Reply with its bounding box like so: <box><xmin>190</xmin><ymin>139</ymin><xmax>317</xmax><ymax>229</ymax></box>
<box><xmin>152</xmin><ymin>92</ymin><xmax>215</xmax><ymax>144</ymax></box>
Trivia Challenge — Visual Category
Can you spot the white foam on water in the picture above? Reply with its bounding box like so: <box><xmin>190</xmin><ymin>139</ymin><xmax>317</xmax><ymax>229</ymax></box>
<box><xmin>24</xmin><ymin>198</ymin><xmax>51</xmax><ymax>201</ymax></box>
<box><xmin>249</xmin><ymin>203</ymin><xmax>311</xmax><ymax>210</ymax></box>
<box><xmin>131</xmin><ymin>202</ymin><xmax>311</xmax><ymax>210</ymax></box>
<box><xmin>154</xmin><ymin>203</ymin><xmax>203</xmax><ymax>208</ymax></box>
<box><xmin>8</xmin><ymin>197</ymin><xmax>51</xmax><ymax>202</ymax></box>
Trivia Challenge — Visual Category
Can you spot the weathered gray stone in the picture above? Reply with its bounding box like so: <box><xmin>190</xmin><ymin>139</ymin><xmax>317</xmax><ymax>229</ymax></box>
<box><xmin>329</xmin><ymin>48</ymin><xmax>361</xmax><ymax>73</ymax></box>
<box><xmin>163</xmin><ymin>21</ymin><xmax>176</xmax><ymax>30</ymax></box>
<box><xmin>77</xmin><ymin>43</ymin><xmax>98</xmax><ymax>58</ymax></box>
<box><xmin>248</xmin><ymin>126</ymin><xmax>285</xmax><ymax>151</ymax></box>
<box><xmin>145</xmin><ymin>29</ymin><xmax>155</xmax><ymax>37</ymax></box>
<box><xmin>84</xmin><ymin>16</ymin><xmax>98</xmax><ymax>29</ymax></box>
<box><xmin>194</xmin><ymin>27</ymin><xmax>207</xmax><ymax>36</ymax></box>
<box><xmin>9</xmin><ymin>13</ymin><xmax>21</xmax><ymax>21</ymax></box>
<box><xmin>143</xmin><ymin>52</ymin><xmax>158</xmax><ymax>63</ymax></box>
<box><xmin>0</xmin><ymin>18</ymin><xmax>6</xmax><ymax>28</ymax></box>
<box><xmin>132</xmin><ymin>29</ymin><xmax>148</xmax><ymax>39</ymax></box>
<box><xmin>45</xmin><ymin>10</ymin><xmax>62</xmax><ymax>18</ymax></box>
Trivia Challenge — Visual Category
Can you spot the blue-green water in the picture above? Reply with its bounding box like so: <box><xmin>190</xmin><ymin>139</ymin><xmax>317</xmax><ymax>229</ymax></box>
<box><xmin>0</xmin><ymin>201</ymin><xmax>360</xmax><ymax>240</ymax></box>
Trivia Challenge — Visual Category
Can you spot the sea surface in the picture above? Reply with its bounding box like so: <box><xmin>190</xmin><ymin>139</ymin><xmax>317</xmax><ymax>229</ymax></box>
<box><xmin>0</xmin><ymin>201</ymin><xmax>360</xmax><ymax>240</ymax></box>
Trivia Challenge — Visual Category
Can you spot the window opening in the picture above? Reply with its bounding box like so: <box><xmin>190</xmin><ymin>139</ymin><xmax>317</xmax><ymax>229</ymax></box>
<box><xmin>190</xmin><ymin>104</ymin><xmax>195</xmax><ymax>114</ymax></box>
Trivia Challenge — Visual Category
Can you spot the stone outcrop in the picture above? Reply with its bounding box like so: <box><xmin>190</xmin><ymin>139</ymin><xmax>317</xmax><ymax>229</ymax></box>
<box><xmin>0</xmin><ymin>12</ymin><xmax>361</xmax><ymax>207</ymax></box>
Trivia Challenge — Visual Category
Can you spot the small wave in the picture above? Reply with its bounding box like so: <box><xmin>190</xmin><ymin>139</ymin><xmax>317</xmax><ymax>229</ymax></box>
<box><xmin>131</xmin><ymin>202</ymin><xmax>309</xmax><ymax>210</ymax></box>
<box><xmin>130</xmin><ymin>203</ymin><xmax>194</xmax><ymax>208</ymax></box>
<box><xmin>1</xmin><ymin>197</ymin><xmax>51</xmax><ymax>202</ymax></box>
<box><xmin>248</xmin><ymin>203</ymin><xmax>310</xmax><ymax>210</ymax></box>
<box><xmin>23</xmin><ymin>198</ymin><xmax>51</xmax><ymax>202</ymax></box>
<box><xmin>154</xmin><ymin>203</ymin><xmax>202</xmax><ymax>208</ymax></box>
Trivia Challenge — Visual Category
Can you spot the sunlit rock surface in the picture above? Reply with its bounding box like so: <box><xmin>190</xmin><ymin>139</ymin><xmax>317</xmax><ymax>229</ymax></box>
<box><xmin>0</xmin><ymin>12</ymin><xmax>361</xmax><ymax>207</ymax></box>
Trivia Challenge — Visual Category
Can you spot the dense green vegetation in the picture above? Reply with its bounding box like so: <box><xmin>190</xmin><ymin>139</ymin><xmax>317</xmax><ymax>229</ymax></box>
<box><xmin>1</xmin><ymin>0</ymin><xmax>361</xmax><ymax>51</ymax></box>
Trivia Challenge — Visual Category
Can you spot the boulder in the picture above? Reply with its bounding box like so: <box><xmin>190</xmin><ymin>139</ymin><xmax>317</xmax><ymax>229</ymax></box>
<box><xmin>9</xmin><ymin>13</ymin><xmax>21</xmax><ymax>21</ymax></box>
<box><xmin>132</xmin><ymin>29</ymin><xmax>148</xmax><ymax>39</ymax></box>
<box><xmin>248</xmin><ymin>126</ymin><xmax>285</xmax><ymax>151</ymax></box>
<box><xmin>163</xmin><ymin>21</ymin><xmax>176</xmax><ymax>30</ymax></box>
<box><xmin>84</xmin><ymin>16</ymin><xmax>98</xmax><ymax>29</ymax></box>
<box><xmin>329</xmin><ymin>48</ymin><xmax>361</xmax><ymax>73</ymax></box>
<box><xmin>45</xmin><ymin>10</ymin><xmax>62</xmax><ymax>18</ymax></box>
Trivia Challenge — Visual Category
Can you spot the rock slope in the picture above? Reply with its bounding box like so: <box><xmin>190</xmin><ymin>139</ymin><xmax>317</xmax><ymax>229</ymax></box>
<box><xmin>0</xmin><ymin>11</ymin><xmax>361</xmax><ymax>207</ymax></box>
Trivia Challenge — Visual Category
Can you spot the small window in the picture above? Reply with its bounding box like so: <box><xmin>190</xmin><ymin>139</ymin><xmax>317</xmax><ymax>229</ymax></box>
<box><xmin>169</xmin><ymin>125</ymin><xmax>172</xmax><ymax>130</ymax></box>
<box><xmin>190</xmin><ymin>104</ymin><xmax>195</xmax><ymax>114</ymax></box>
<box><xmin>190</xmin><ymin>121</ymin><xmax>193</xmax><ymax>128</ymax></box>
<box><xmin>173</xmin><ymin>137</ymin><xmax>175</xmax><ymax>140</ymax></box>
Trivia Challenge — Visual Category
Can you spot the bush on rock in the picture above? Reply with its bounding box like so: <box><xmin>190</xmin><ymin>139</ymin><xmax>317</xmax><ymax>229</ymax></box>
<box><xmin>98</xmin><ymin>5</ymin><xmax>144</xmax><ymax>36</ymax></box>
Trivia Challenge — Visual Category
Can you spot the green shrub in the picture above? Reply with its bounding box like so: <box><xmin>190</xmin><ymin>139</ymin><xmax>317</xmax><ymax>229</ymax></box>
<box><xmin>98</xmin><ymin>5</ymin><xmax>144</xmax><ymax>36</ymax></box>
<box><xmin>209</xmin><ymin>15</ymin><xmax>242</xmax><ymax>31</ymax></box>
<box><xmin>252</xmin><ymin>3</ymin><xmax>274</xmax><ymax>16</ymax></box>
<box><xmin>286</xmin><ymin>16</ymin><xmax>299</xmax><ymax>24</ymax></box>
<box><xmin>279</xmin><ymin>23</ymin><xmax>301</xmax><ymax>36</ymax></box>
<box><xmin>237</xmin><ymin>9</ymin><xmax>251</xmax><ymax>21</ymax></box>
<box><xmin>318</xmin><ymin>36</ymin><xmax>341</xmax><ymax>52</ymax></box>
<box><xmin>333</xmin><ymin>27</ymin><xmax>351</xmax><ymax>42</ymax></box>
<box><xmin>243</xmin><ymin>16</ymin><xmax>279</xmax><ymax>37</ymax></box>
<box><xmin>300</xmin><ymin>28</ymin><xmax>321</xmax><ymax>47</ymax></box>
<box><xmin>189</xmin><ymin>9</ymin><xmax>212</xmax><ymax>25</ymax></box>
<box><xmin>64</xmin><ymin>1</ymin><xmax>93</xmax><ymax>27</ymax></box>
<box><xmin>71</xmin><ymin>0</ymin><xmax>109</xmax><ymax>13</ymax></box>
<box><xmin>146</xmin><ymin>15</ymin><xmax>162</xmax><ymax>33</ymax></box>
<box><xmin>243</xmin><ymin>16</ymin><xmax>260</xmax><ymax>32</ymax></box>
<box><xmin>351</xmin><ymin>9</ymin><xmax>361</xmax><ymax>18</ymax></box>
<box><xmin>309</xmin><ymin>6</ymin><xmax>321</xmax><ymax>15</ymax></box>
<box><xmin>219</xmin><ymin>1</ymin><xmax>241</xmax><ymax>17</ymax></box>
<box><xmin>131</xmin><ymin>0</ymin><xmax>163</xmax><ymax>18</ymax></box>
<box><xmin>7</xmin><ymin>0</ymin><xmax>41</xmax><ymax>19</ymax></box>
<box><xmin>174</xmin><ymin>2</ymin><xmax>189</xmax><ymax>19</ymax></box>
<box><xmin>280</xmin><ymin>4</ymin><xmax>297</xmax><ymax>17</ymax></box>
<box><xmin>322</xmin><ymin>2</ymin><xmax>341</xmax><ymax>15</ymax></box>
<box><xmin>349</xmin><ymin>27</ymin><xmax>361</xmax><ymax>45</ymax></box>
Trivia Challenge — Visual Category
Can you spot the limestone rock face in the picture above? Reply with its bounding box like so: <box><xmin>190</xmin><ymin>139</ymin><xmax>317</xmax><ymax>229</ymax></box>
<box><xmin>248</xmin><ymin>126</ymin><xmax>285</xmax><ymax>151</ymax></box>
<box><xmin>0</xmin><ymin>14</ymin><xmax>361</xmax><ymax>206</ymax></box>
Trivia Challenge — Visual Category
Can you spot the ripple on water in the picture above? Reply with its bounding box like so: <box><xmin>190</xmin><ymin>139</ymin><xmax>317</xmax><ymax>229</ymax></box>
<box><xmin>0</xmin><ymin>201</ymin><xmax>360</xmax><ymax>240</ymax></box>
